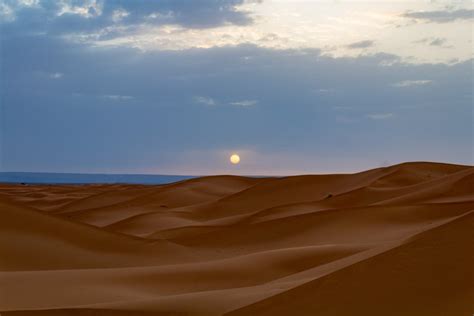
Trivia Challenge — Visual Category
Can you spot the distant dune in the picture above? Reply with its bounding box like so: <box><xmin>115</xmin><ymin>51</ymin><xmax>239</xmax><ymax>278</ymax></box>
<box><xmin>1</xmin><ymin>162</ymin><xmax>473</xmax><ymax>315</ymax></box>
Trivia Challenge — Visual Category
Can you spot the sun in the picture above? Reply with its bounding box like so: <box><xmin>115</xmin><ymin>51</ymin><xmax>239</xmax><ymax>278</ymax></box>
<box><xmin>230</xmin><ymin>154</ymin><xmax>240</xmax><ymax>164</ymax></box>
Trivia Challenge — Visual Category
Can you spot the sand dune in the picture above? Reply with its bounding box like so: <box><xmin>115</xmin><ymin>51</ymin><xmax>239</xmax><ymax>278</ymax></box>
<box><xmin>1</xmin><ymin>162</ymin><xmax>473</xmax><ymax>315</ymax></box>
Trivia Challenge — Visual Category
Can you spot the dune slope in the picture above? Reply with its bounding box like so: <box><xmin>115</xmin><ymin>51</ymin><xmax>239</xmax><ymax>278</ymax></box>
<box><xmin>0</xmin><ymin>162</ymin><xmax>473</xmax><ymax>315</ymax></box>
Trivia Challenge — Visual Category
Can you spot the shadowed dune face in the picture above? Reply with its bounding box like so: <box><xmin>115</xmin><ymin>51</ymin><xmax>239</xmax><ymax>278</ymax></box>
<box><xmin>0</xmin><ymin>162</ymin><xmax>473</xmax><ymax>315</ymax></box>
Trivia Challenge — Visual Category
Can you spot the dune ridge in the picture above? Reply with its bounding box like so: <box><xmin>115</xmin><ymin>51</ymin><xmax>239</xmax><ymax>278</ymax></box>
<box><xmin>1</xmin><ymin>162</ymin><xmax>473</xmax><ymax>315</ymax></box>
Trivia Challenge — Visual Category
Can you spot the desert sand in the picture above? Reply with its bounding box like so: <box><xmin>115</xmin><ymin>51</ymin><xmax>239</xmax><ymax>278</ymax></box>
<box><xmin>0</xmin><ymin>162</ymin><xmax>473</xmax><ymax>315</ymax></box>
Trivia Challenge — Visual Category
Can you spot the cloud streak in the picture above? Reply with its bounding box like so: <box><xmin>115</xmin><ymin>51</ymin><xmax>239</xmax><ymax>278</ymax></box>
<box><xmin>346</xmin><ymin>40</ymin><xmax>375</xmax><ymax>49</ymax></box>
<box><xmin>402</xmin><ymin>9</ymin><xmax>473</xmax><ymax>23</ymax></box>
<box><xmin>49</xmin><ymin>72</ymin><xmax>63</xmax><ymax>79</ymax></box>
<box><xmin>101</xmin><ymin>94</ymin><xmax>134</xmax><ymax>101</ymax></box>
<box><xmin>392</xmin><ymin>80</ymin><xmax>433</xmax><ymax>88</ymax></box>
<box><xmin>194</xmin><ymin>96</ymin><xmax>216</xmax><ymax>106</ymax></box>
<box><xmin>230</xmin><ymin>100</ymin><xmax>258</xmax><ymax>107</ymax></box>
<box><xmin>414</xmin><ymin>37</ymin><xmax>450</xmax><ymax>47</ymax></box>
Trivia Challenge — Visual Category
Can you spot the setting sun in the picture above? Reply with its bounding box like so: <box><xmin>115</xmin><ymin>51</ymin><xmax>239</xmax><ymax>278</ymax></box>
<box><xmin>230</xmin><ymin>154</ymin><xmax>240</xmax><ymax>164</ymax></box>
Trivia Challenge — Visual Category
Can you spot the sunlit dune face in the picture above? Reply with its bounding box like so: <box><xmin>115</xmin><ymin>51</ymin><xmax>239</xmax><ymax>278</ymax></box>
<box><xmin>230</xmin><ymin>154</ymin><xmax>240</xmax><ymax>165</ymax></box>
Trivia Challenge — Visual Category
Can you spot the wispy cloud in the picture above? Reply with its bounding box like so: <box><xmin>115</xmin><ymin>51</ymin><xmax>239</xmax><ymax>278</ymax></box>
<box><xmin>392</xmin><ymin>80</ymin><xmax>433</xmax><ymax>88</ymax></box>
<box><xmin>0</xmin><ymin>0</ymin><xmax>39</xmax><ymax>22</ymax></box>
<box><xmin>0</xmin><ymin>0</ymin><xmax>254</xmax><ymax>29</ymax></box>
<box><xmin>346</xmin><ymin>40</ymin><xmax>375</xmax><ymax>49</ymax></box>
<box><xmin>314</xmin><ymin>88</ymin><xmax>335</xmax><ymax>95</ymax></box>
<box><xmin>57</xmin><ymin>0</ymin><xmax>103</xmax><ymax>19</ymax></box>
<box><xmin>49</xmin><ymin>72</ymin><xmax>63</xmax><ymax>79</ymax></box>
<box><xmin>0</xmin><ymin>2</ymin><xmax>15</xmax><ymax>22</ymax></box>
<box><xmin>402</xmin><ymin>9</ymin><xmax>473</xmax><ymax>23</ymax></box>
<box><xmin>111</xmin><ymin>8</ymin><xmax>130</xmax><ymax>23</ymax></box>
<box><xmin>194</xmin><ymin>96</ymin><xmax>216</xmax><ymax>106</ymax></box>
<box><xmin>229</xmin><ymin>100</ymin><xmax>258</xmax><ymax>107</ymax></box>
<box><xmin>101</xmin><ymin>94</ymin><xmax>134</xmax><ymax>100</ymax></box>
<box><xmin>414</xmin><ymin>37</ymin><xmax>451</xmax><ymax>48</ymax></box>
<box><xmin>366</xmin><ymin>113</ymin><xmax>394</xmax><ymax>120</ymax></box>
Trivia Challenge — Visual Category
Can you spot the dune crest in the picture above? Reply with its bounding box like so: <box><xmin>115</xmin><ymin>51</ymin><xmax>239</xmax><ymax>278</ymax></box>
<box><xmin>1</xmin><ymin>162</ymin><xmax>473</xmax><ymax>315</ymax></box>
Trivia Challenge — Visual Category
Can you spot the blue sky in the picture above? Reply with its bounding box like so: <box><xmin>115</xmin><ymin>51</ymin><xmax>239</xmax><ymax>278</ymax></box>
<box><xmin>0</xmin><ymin>0</ymin><xmax>472</xmax><ymax>175</ymax></box>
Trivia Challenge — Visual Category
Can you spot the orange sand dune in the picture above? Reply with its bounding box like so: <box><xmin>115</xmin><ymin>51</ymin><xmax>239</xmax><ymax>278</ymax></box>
<box><xmin>0</xmin><ymin>162</ymin><xmax>473</xmax><ymax>315</ymax></box>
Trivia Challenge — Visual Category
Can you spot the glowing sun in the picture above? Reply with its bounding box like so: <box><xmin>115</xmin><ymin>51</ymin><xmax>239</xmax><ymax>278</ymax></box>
<box><xmin>230</xmin><ymin>154</ymin><xmax>240</xmax><ymax>164</ymax></box>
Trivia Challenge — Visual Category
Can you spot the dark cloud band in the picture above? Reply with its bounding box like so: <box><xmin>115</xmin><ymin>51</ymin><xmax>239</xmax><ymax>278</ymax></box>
<box><xmin>402</xmin><ymin>9</ymin><xmax>473</xmax><ymax>23</ymax></box>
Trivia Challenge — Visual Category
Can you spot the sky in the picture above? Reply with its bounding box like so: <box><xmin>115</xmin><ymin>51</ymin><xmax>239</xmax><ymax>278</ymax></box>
<box><xmin>0</xmin><ymin>0</ymin><xmax>472</xmax><ymax>175</ymax></box>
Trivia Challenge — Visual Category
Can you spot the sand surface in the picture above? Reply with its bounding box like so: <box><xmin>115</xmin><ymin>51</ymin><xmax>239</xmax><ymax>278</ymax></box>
<box><xmin>1</xmin><ymin>162</ymin><xmax>473</xmax><ymax>315</ymax></box>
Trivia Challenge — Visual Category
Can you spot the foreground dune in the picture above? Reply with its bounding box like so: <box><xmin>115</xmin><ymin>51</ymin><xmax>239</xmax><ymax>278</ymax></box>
<box><xmin>0</xmin><ymin>162</ymin><xmax>473</xmax><ymax>315</ymax></box>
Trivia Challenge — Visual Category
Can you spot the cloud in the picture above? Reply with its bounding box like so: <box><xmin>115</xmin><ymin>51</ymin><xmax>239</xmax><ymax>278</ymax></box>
<box><xmin>18</xmin><ymin>0</ymin><xmax>40</xmax><ymax>6</ymax></box>
<box><xmin>101</xmin><ymin>94</ymin><xmax>134</xmax><ymax>100</ymax></box>
<box><xmin>111</xmin><ymin>8</ymin><xmax>129</xmax><ymax>23</ymax></box>
<box><xmin>402</xmin><ymin>9</ymin><xmax>473</xmax><ymax>23</ymax></box>
<box><xmin>0</xmin><ymin>0</ymin><xmax>40</xmax><ymax>22</ymax></box>
<box><xmin>392</xmin><ymin>80</ymin><xmax>433</xmax><ymax>87</ymax></box>
<box><xmin>104</xmin><ymin>1</ymin><xmax>254</xmax><ymax>29</ymax></box>
<box><xmin>195</xmin><ymin>98</ymin><xmax>258</xmax><ymax>107</ymax></box>
<box><xmin>230</xmin><ymin>100</ymin><xmax>257</xmax><ymax>107</ymax></box>
<box><xmin>426</xmin><ymin>38</ymin><xmax>446</xmax><ymax>47</ymax></box>
<box><xmin>49</xmin><ymin>72</ymin><xmax>63</xmax><ymax>79</ymax></box>
<box><xmin>0</xmin><ymin>0</ymin><xmax>255</xmax><ymax>32</ymax></box>
<box><xmin>314</xmin><ymin>88</ymin><xmax>335</xmax><ymax>95</ymax></box>
<box><xmin>194</xmin><ymin>96</ymin><xmax>216</xmax><ymax>106</ymax></box>
<box><xmin>0</xmin><ymin>1</ymin><xmax>15</xmax><ymax>22</ymax></box>
<box><xmin>57</xmin><ymin>0</ymin><xmax>103</xmax><ymax>19</ymax></box>
<box><xmin>414</xmin><ymin>37</ymin><xmax>450</xmax><ymax>47</ymax></box>
<box><xmin>366</xmin><ymin>113</ymin><xmax>394</xmax><ymax>120</ymax></box>
<box><xmin>346</xmin><ymin>40</ymin><xmax>375</xmax><ymax>49</ymax></box>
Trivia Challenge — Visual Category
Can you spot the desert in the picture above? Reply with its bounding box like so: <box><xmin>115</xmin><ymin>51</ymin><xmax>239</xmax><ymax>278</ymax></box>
<box><xmin>1</xmin><ymin>161</ymin><xmax>473</xmax><ymax>315</ymax></box>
